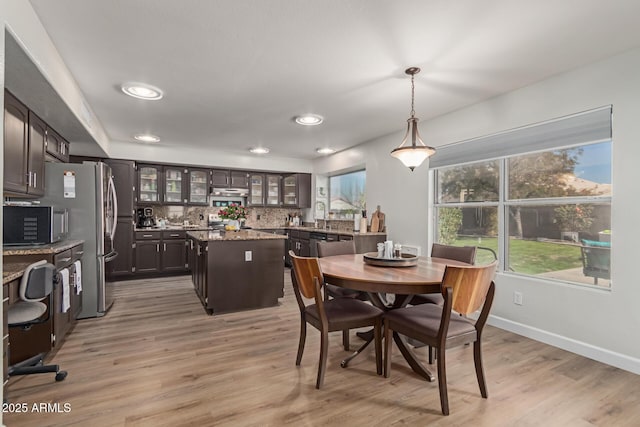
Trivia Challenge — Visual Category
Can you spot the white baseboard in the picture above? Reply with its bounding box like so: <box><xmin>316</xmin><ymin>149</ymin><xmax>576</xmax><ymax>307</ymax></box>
<box><xmin>488</xmin><ymin>315</ymin><xmax>640</xmax><ymax>376</ymax></box>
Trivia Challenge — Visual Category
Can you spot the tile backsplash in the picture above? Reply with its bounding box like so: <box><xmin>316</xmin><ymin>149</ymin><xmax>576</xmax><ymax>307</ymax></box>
<box><xmin>138</xmin><ymin>204</ymin><xmax>355</xmax><ymax>231</ymax></box>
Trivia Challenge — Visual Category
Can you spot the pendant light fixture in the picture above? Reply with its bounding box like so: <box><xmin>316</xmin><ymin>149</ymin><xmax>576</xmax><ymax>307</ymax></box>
<box><xmin>390</xmin><ymin>67</ymin><xmax>436</xmax><ymax>171</ymax></box>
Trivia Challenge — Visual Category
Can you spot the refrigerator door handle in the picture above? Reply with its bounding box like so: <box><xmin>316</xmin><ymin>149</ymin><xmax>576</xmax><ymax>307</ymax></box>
<box><xmin>108</xmin><ymin>175</ymin><xmax>118</xmax><ymax>239</ymax></box>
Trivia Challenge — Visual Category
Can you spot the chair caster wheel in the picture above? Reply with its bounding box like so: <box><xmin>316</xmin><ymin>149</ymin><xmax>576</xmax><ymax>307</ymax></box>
<box><xmin>340</xmin><ymin>360</ymin><xmax>348</xmax><ymax>368</ymax></box>
<box><xmin>55</xmin><ymin>371</ymin><xmax>68</xmax><ymax>382</ymax></box>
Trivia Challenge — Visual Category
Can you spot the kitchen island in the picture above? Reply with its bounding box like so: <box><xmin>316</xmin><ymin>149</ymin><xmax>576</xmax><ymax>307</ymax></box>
<box><xmin>187</xmin><ymin>230</ymin><xmax>287</xmax><ymax>314</ymax></box>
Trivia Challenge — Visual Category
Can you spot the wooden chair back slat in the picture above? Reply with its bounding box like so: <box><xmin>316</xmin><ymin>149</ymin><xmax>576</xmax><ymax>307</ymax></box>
<box><xmin>289</xmin><ymin>250</ymin><xmax>324</xmax><ymax>299</ymax></box>
<box><xmin>441</xmin><ymin>261</ymin><xmax>497</xmax><ymax>315</ymax></box>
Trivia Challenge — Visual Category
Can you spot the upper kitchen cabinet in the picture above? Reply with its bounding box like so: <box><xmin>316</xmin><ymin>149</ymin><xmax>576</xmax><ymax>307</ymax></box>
<box><xmin>105</xmin><ymin>159</ymin><xmax>136</xmax><ymax>217</ymax></box>
<box><xmin>211</xmin><ymin>169</ymin><xmax>230</xmax><ymax>187</ymax></box>
<box><xmin>230</xmin><ymin>171</ymin><xmax>249</xmax><ymax>189</ymax></box>
<box><xmin>247</xmin><ymin>173</ymin><xmax>265</xmax><ymax>206</ymax></box>
<box><xmin>3</xmin><ymin>91</ymin><xmax>45</xmax><ymax>197</ymax></box>
<box><xmin>164</xmin><ymin>166</ymin><xmax>186</xmax><ymax>204</ymax></box>
<box><xmin>188</xmin><ymin>168</ymin><xmax>210</xmax><ymax>205</ymax></box>
<box><xmin>265</xmin><ymin>174</ymin><xmax>281</xmax><ymax>206</ymax></box>
<box><xmin>138</xmin><ymin>164</ymin><xmax>162</xmax><ymax>204</ymax></box>
<box><xmin>45</xmin><ymin>126</ymin><xmax>70</xmax><ymax>163</ymax></box>
<box><xmin>211</xmin><ymin>169</ymin><xmax>249</xmax><ymax>190</ymax></box>
<box><xmin>282</xmin><ymin>173</ymin><xmax>311</xmax><ymax>208</ymax></box>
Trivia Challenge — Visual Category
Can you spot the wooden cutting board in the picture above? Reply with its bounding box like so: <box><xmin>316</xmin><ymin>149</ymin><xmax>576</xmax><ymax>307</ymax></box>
<box><xmin>370</xmin><ymin>209</ymin><xmax>380</xmax><ymax>234</ymax></box>
<box><xmin>377</xmin><ymin>210</ymin><xmax>385</xmax><ymax>232</ymax></box>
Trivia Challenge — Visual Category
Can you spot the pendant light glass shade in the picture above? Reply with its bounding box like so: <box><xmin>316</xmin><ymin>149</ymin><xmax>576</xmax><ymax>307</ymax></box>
<box><xmin>391</xmin><ymin>67</ymin><xmax>436</xmax><ymax>171</ymax></box>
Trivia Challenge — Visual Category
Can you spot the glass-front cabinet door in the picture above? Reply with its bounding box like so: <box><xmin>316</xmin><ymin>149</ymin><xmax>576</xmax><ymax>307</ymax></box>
<box><xmin>282</xmin><ymin>175</ymin><xmax>298</xmax><ymax>206</ymax></box>
<box><xmin>248</xmin><ymin>174</ymin><xmax>264</xmax><ymax>206</ymax></box>
<box><xmin>138</xmin><ymin>165</ymin><xmax>161</xmax><ymax>204</ymax></box>
<box><xmin>266</xmin><ymin>174</ymin><xmax>281</xmax><ymax>206</ymax></box>
<box><xmin>188</xmin><ymin>169</ymin><xmax>209</xmax><ymax>205</ymax></box>
<box><xmin>164</xmin><ymin>167</ymin><xmax>185</xmax><ymax>204</ymax></box>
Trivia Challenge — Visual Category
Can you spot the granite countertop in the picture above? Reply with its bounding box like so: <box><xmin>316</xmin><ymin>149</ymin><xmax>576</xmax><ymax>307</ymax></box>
<box><xmin>135</xmin><ymin>226</ymin><xmax>213</xmax><ymax>232</ymax></box>
<box><xmin>188</xmin><ymin>229</ymin><xmax>288</xmax><ymax>242</ymax></box>
<box><xmin>256</xmin><ymin>226</ymin><xmax>387</xmax><ymax>237</ymax></box>
<box><xmin>3</xmin><ymin>262</ymin><xmax>32</xmax><ymax>285</ymax></box>
<box><xmin>3</xmin><ymin>239</ymin><xmax>85</xmax><ymax>256</ymax></box>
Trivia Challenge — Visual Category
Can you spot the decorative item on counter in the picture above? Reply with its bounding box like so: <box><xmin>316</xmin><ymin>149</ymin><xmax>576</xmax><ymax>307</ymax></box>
<box><xmin>384</xmin><ymin>240</ymin><xmax>394</xmax><ymax>259</ymax></box>
<box><xmin>360</xmin><ymin>209</ymin><xmax>368</xmax><ymax>233</ymax></box>
<box><xmin>377</xmin><ymin>242</ymin><xmax>384</xmax><ymax>258</ymax></box>
<box><xmin>353</xmin><ymin>213</ymin><xmax>362</xmax><ymax>231</ymax></box>
<box><xmin>394</xmin><ymin>243</ymin><xmax>402</xmax><ymax>258</ymax></box>
<box><xmin>218</xmin><ymin>203</ymin><xmax>247</xmax><ymax>231</ymax></box>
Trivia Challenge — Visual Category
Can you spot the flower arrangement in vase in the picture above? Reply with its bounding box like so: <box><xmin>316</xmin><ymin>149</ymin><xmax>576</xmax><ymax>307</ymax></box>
<box><xmin>218</xmin><ymin>203</ymin><xmax>247</xmax><ymax>230</ymax></box>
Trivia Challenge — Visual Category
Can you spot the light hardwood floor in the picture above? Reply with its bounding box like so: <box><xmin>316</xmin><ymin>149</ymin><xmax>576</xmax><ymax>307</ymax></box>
<box><xmin>5</xmin><ymin>271</ymin><xmax>640</xmax><ymax>426</ymax></box>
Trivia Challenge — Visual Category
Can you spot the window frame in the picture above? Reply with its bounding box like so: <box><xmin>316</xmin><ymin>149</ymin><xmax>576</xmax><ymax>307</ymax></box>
<box><xmin>328</xmin><ymin>169</ymin><xmax>366</xmax><ymax>219</ymax></box>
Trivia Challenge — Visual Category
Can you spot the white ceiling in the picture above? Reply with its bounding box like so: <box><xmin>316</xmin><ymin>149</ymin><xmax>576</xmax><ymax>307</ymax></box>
<box><xmin>24</xmin><ymin>0</ymin><xmax>640</xmax><ymax>160</ymax></box>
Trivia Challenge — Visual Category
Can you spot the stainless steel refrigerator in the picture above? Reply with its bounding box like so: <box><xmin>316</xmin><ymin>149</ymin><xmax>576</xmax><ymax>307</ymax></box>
<box><xmin>40</xmin><ymin>161</ymin><xmax>118</xmax><ymax>318</ymax></box>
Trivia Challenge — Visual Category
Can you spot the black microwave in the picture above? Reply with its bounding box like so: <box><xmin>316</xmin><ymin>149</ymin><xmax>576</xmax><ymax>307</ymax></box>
<box><xmin>3</xmin><ymin>205</ymin><xmax>68</xmax><ymax>245</ymax></box>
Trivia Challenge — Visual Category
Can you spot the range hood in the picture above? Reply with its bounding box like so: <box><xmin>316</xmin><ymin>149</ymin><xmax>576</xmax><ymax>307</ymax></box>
<box><xmin>210</xmin><ymin>187</ymin><xmax>249</xmax><ymax>197</ymax></box>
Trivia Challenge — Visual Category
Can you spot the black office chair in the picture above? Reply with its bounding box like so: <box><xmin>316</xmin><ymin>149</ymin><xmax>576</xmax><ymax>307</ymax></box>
<box><xmin>8</xmin><ymin>260</ymin><xmax>67</xmax><ymax>382</ymax></box>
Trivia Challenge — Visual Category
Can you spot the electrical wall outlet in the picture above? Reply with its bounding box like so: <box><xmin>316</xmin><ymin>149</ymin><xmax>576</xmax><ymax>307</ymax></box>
<box><xmin>245</xmin><ymin>251</ymin><xmax>252</xmax><ymax>262</ymax></box>
<box><xmin>513</xmin><ymin>291</ymin><xmax>523</xmax><ymax>305</ymax></box>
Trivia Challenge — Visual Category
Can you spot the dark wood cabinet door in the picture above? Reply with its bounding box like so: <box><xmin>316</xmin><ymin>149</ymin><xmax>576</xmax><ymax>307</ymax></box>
<box><xmin>164</xmin><ymin>166</ymin><xmax>186</xmax><ymax>204</ymax></box>
<box><xmin>162</xmin><ymin>239</ymin><xmax>188</xmax><ymax>271</ymax></box>
<box><xmin>135</xmin><ymin>240</ymin><xmax>161</xmax><ymax>273</ymax></box>
<box><xmin>27</xmin><ymin>111</ymin><xmax>46</xmax><ymax>196</ymax></box>
<box><xmin>265</xmin><ymin>174</ymin><xmax>281</xmax><ymax>206</ymax></box>
<box><xmin>108</xmin><ymin>218</ymin><xmax>134</xmax><ymax>276</ymax></box>
<box><xmin>211</xmin><ymin>169</ymin><xmax>230</xmax><ymax>187</ymax></box>
<box><xmin>106</xmin><ymin>159</ymin><xmax>136</xmax><ymax>217</ymax></box>
<box><xmin>138</xmin><ymin>164</ymin><xmax>162</xmax><ymax>204</ymax></box>
<box><xmin>230</xmin><ymin>171</ymin><xmax>249</xmax><ymax>189</ymax></box>
<box><xmin>247</xmin><ymin>174</ymin><xmax>265</xmax><ymax>206</ymax></box>
<box><xmin>45</xmin><ymin>126</ymin><xmax>69</xmax><ymax>163</ymax></box>
<box><xmin>187</xmin><ymin>168</ymin><xmax>209</xmax><ymax>205</ymax></box>
<box><xmin>282</xmin><ymin>173</ymin><xmax>311</xmax><ymax>208</ymax></box>
<box><xmin>3</xmin><ymin>90</ymin><xmax>29</xmax><ymax>193</ymax></box>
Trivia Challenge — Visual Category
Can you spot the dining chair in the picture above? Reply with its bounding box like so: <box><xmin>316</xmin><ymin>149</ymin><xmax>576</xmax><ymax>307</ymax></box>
<box><xmin>289</xmin><ymin>250</ymin><xmax>383</xmax><ymax>389</ymax></box>
<box><xmin>317</xmin><ymin>240</ymin><xmax>369</xmax><ymax>351</ymax></box>
<box><xmin>384</xmin><ymin>261</ymin><xmax>497</xmax><ymax>415</ymax></box>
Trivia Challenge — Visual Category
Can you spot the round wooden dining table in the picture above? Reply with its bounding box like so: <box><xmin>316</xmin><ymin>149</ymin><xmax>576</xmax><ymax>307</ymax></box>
<box><xmin>319</xmin><ymin>253</ymin><xmax>469</xmax><ymax>382</ymax></box>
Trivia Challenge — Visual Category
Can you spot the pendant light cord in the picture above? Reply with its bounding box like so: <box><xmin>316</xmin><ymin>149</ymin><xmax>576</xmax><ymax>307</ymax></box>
<box><xmin>410</xmin><ymin>73</ymin><xmax>416</xmax><ymax>118</ymax></box>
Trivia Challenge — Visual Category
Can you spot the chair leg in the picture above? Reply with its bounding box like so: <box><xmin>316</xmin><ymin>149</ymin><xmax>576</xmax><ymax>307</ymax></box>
<box><xmin>342</xmin><ymin>330</ymin><xmax>350</xmax><ymax>351</ymax></box>
<box><xmin>316</xmin><ymin>329</ymin><xmax>329</xmax><ymax>389</ymax></box>
<box><xmin>374</xmin><ymin>318</ymin><xmax>382</xmax><ymax>375</ymax></box>
<box><xmin>296</xmin><ymin>318</ymin><xmax>307</xmax><ymax>366</ymax></box>
<box><xmin>428</xmin><ymin>346</ymin><xmax>434</xmax><ymax>364</ymax></box>
<box><xmin>473</xmin><ymin>340</ymin><xmax>488</xmax><ymax>398</ymax></box>
<box><xmin>383</xmin><ymin>319</ymin><xmax>392</xmax><ymax>378</ymax></box>
<box><xmin>436</xmin><ymin>346</ymin><xmax>449</xmax><ymax>415</ymax></box>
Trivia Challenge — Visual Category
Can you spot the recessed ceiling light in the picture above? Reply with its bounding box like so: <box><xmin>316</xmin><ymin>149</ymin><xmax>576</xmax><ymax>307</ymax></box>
<box><xmin>121</xmin><ymin>83</ymin><xmax>164</xmax><ymax>100</ymax></box>
<box><xmin>295</xmin><ymin>114</ymin><xmax>324</xmax><ymax>126</ymax></box>
<box><xmin>249</xmin><ymin>147</ymin><xmax>270</xmax><ymax>154</ymax></box>
<box><xmin>316</xmin><ymin>147</ymin><xmax>336</xmax><ymax>155</ymax></box>
<box><xmin>134</xmin><ymin>134</ymin><xmax>161</xmax><ymax>143</ymax></box>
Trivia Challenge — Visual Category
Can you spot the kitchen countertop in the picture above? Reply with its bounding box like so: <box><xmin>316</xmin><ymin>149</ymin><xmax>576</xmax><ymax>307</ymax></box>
<box><xmin>135</xmin><ymin>226</ymin><xmax>213</xmax><ymax>232</ymax></box>
<box><xmin>188</xmin><ymin>229</ymin><xmax>288</xmax><ymax>242</ymax></box>
<box><xmin>3</xmin><ymin>239</ymin><xmax>85</xmax><ymax>256</ymax></box>
<box><xmin>3</xmin><ymin>262</ymin><xmax>32</xmax><ymax>285</ymax></box>
<box><xmin>256</xmin><ymin>226</ymin><xmax>387</xmax><ymax>237</ymax></box>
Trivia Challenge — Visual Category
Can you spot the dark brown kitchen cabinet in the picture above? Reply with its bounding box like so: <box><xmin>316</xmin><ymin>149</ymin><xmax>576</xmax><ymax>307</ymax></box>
<box><xmin>138</xmin><ymin>164</ymin><xmax>162</xmax><ymax>204</ymax></box>
<box><xmin>164</xmin><ymin>166</ymin><xmax>186</xmax><ymax>204</ymax></box>
<box><xmin>108</xmin><ymin>218</ymin><xmax>135</xmax><ymax>277</ymax></box>
<box><xmin>265</xmin><ymin>174</ymin><xmax>282</xmax><ymax>206</ymax></box>
<box><xmin>106</xmin><ymin>159</ymin><xmax>137</xmax><ymax>217</ymax></box>
<box><xmin>45</xmin><ymin>126</ymin><xmax>70</xmax><ymax>163</ymax></box>
<box><xmin>282</xmin><ymin>173</ymin><xmax>311</xmax><ymax>208</ymax></box>
<box><xmin>188</xmin><ymin>168</ymin><xmax>209</xmax><ymax>205</ymax></box>
<box><xmin>161</xmin><ymin>230</ymin><xmax>189</xmax><ymax>271</ymax></box>
<box><xmin>3</xmin><ymin>91</ymin><xmax>45</xmax><ymax>196</ymax></box>
<box><xmin>211</xmin><ymin>169</ymin><xmax>230</xmax><ymax>187</ymax></box>
<box><xmin>230</xmin><ymin>171</ymin><xmax>249</xmax><ymax>188</ymax></box>
<box><xmin>289</xmin><ymin>229</ymin><xmax>311</xmax><ymax>258</ymax></box>
<box><xmin>247</xmin><ymin>173</ymin><xmax>265</xmax><ymax>206</ymax></box>
<box><xmin>134</xmin><ymin>239</ymin><xmax>162</xmax><ymax>273</ymax></box>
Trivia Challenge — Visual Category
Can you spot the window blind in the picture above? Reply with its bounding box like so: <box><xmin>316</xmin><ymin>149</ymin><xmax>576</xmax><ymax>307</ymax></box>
<box><xmin>429</xmin><ymin>105</ymin><xmax>612</xmax><ymax>169</ymax></box>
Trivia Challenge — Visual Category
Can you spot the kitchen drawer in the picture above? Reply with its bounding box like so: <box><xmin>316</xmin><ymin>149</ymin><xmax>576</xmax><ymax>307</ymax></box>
<box><xmin>54</xmin><ymin>249</ymin><xmax>73</xmax><ymax>269</ymax></box>
<box><xmin>136</xmin><ymin>231</ymin><xmax>162</xmax><ymax>240</ymax></box>
<box><xmin>71</xmin><ymin>243</ymin><xmax>85</xmax><ymax>261</ymax></box>
<box><xmin>162</xmin><ymin>230</ymin><xmax>186</xmax><ymax>240</ymax></box>
<box><xmin>289</xmin><ymin>229</ymin><xmax>300</xmax><ymax>238</ymax></box>
<box><xmin>298</xmin><ymin>231</ymin><xmax>311</xmax><ymax>240</ymax></box>
<box><xmin>326</xmin><ymin>233</ymin><xmax>339</xmax><ymax>242</ymax></box>
<box><xmin>339</xmin><ymin>235</ymin><xmax>354</xmax><ymax>241</ymax></box>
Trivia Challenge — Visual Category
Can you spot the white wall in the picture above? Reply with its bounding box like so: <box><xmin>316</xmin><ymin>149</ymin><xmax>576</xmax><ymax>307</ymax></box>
<box><xmin>315</xmin><ymin>48</ymin><xmax>640</xmax><ymax>374</ymax></box>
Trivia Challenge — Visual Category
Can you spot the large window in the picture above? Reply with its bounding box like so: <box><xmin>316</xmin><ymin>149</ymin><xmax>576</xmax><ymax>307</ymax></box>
<box><xmin>328</xmin><ymin>170</ymin><xmax>365</xmax><ymax>219</ymax></box>
<box><xmin>433</xmin><ymin>114</ymin><xmax>612</xmax><ymax>288</ymax></box>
